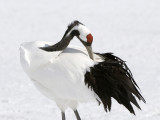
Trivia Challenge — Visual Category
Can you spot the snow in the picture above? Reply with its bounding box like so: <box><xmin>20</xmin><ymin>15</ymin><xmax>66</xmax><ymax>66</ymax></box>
<box><xmin>0</xmin><ymin>0</ymin><xmax>160</xmax><ymax>119</ymax></box>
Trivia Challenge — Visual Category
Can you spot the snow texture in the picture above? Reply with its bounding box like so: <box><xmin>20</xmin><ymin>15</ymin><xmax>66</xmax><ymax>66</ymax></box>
<box><xmin>0</xmin><ymin>0</ymin><xmax>160</xmax><ymax>120</ymax></box>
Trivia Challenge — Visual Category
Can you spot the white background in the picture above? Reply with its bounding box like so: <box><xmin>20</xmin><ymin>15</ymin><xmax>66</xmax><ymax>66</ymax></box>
<box><xmin>0</xmin><ymin>0</ymin><xmax>160</xmax><ymax>120</ymax></box>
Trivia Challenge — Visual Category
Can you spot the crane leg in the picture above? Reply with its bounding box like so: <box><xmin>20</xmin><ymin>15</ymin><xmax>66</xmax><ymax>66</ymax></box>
<box><xmin>61</xmin><ymin>111</ymin><xmax>65</xmax><ymax>120</ymax></box>
<box><xmin>74</xmin><ymin>110</ymin><xmax>81</xmax><ymax>120</ymax></box>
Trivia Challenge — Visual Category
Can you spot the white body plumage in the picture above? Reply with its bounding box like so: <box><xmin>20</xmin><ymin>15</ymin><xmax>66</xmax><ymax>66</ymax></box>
<box><xmin>20</xmin><ymin>41</ymin><xmax>103</xmax><ymax>111</ymax></box>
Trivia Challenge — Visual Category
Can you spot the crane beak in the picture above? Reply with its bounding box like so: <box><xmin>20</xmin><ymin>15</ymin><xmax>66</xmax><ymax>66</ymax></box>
<box><xmin>85</xmin><ymin>45</ymin><xmax>94</xmax><ymax>60</ymax></box>
<box><xmin>77</xmin><ymin>36</ymin><xmax>94</xmax><ymax>60</ymax></box>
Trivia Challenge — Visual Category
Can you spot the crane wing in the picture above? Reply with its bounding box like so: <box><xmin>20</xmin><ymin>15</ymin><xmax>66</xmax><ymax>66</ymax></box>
<box><xmin>84</xmin><ymin>53</ymin><xmax>146</xmax><ymax>114</ymax></box>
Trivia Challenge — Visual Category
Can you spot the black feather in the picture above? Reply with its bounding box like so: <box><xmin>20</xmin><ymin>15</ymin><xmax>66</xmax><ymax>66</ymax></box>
<box><xmin>84</xmin><ymin>53</ymin><xmax>145</xmax><ymax>114</ymax></box>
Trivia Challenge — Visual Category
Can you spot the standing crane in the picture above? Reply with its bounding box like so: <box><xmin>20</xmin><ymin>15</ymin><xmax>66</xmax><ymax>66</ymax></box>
<box><xmin>20</xmin><ymin>20</ymin><xmax>145</xmax><ymax>120</ymax></box>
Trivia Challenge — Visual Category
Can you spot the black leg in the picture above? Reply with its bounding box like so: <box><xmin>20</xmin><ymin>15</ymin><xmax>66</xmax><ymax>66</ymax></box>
<box><xmin>74</xmin><ymin>110</ymin><xmax>81</xmax><ymax>120</ymax></box>
<box><xmin>61</xmin><ymin>111</ymin><xmax>65</xmax><ymax>120</ymax></box>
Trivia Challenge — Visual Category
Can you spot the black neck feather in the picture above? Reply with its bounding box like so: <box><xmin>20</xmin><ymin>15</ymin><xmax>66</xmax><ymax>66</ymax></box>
<box><xmin>40</xmin><ymin>30</ymin><xmax>79</xmax><ymax>52</ymax></box>
<box><xmin>40</xmin><ymin>20</ymin><xmax>82</xmax><ymax>52</ymax></box>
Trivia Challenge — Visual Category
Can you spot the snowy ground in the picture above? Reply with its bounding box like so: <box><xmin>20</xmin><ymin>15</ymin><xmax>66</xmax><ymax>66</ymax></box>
<box><xmin>0</xmin><ymin>0</ymin><xmax>160</xmax><ymax>120</ymax></box>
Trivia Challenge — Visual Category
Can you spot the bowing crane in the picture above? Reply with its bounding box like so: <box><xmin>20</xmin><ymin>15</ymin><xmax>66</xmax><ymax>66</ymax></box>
<box><xmin>20</xmin><ymin>20</ymin><xmax>145</xmax><ymax>120</ymax></box>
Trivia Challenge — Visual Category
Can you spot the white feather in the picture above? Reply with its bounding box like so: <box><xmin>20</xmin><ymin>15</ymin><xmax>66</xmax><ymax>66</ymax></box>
<box><xmin>67</xmin><ymin>24</ymin><xmax>91</xmax><ymax>42</ymax></box>
<box><xmin>20</xmin><ymin>41</ymin><xmax>103</xmax><ymax>111</ymax></box>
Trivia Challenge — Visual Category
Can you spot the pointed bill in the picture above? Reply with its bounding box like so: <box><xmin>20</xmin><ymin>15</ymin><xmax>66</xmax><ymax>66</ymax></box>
<box><xmin>85</xmin><ymin>46</ymin><xmax>94</xmax><ymax>60</ymax></box>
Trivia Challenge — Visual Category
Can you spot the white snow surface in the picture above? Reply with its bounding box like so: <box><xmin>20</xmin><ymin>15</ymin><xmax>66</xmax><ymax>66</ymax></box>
<box><xmin>0</xmin><ymin>0</ymin><xmax>160</xmax><ymax>120</ymax></box>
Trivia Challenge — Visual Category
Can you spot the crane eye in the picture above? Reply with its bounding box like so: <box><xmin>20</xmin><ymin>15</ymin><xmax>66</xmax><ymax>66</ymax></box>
<box><xmin>86</xmin><ymin>34</ymin><xmax>93</xmax><ymax>43</ymax></box>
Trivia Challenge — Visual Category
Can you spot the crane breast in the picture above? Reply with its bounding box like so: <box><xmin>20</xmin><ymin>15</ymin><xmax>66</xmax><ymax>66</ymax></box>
<box><xmin>20</xmin><ymin>41</ymin><xmax>101</xmax><ymax>102</ymax></box>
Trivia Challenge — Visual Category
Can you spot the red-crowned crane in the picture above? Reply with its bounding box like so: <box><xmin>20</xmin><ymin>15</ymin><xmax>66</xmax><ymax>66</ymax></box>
<box><xmin>20</xmin><ymin>20</ymin><xmax>145</xmax><ymax>120</ymax></box>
